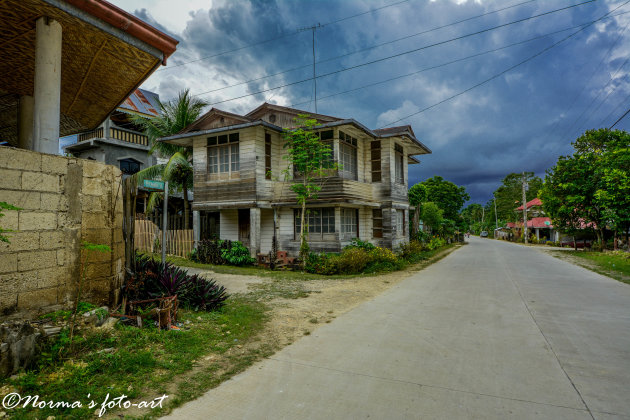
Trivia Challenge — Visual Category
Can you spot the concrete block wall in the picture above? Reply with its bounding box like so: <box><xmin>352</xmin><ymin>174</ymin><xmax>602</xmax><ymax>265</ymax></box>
<box><xmin>0</xmin><ymin>147</ymin><xmax>124</xmax><ymax>317</ymax></box>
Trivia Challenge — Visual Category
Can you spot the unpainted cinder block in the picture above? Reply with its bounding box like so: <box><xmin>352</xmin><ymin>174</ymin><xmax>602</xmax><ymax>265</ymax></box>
<box><xmin>0</xmin><ymin>168</ymin><xmax>22</xmax><ymax>189</ymax></box>
<box><xmin>40</xmin><ymin>193</ymin><xmax>62</xmax><ymax>211</ymax></box>
<box><xmin>39</xmin><ymin>230</ymin><xmax>65</xmax><ymax>249</ymax></box>
<box><xmin>41</xmin><ymin>154</ymin><xmax>68</xmax><ymax>175</ymax></box>
<box><xmin>82</xmin><ymin>177</ymin><xmax>104</xmax><ymax>196</ymax></box>
<box><xmin>0</xmin><ymin>147</ymin><xmax>42</xmax><ymax>172</ymax></box>
<box><xmin>0</xmin><ymin>231</ymin><xmax>39</xmax><ymax>252</ymax></box>
<box><xmin>17</xmin><ymin>287</ymin><xmax>58</xmax><ymax>310</ymax></box>
<box><xmin>17</xmin><ymin>250</ymin><xmax>57</xmax><ymax>271</ymax></box>
<box><xmin>0</xmin><ymin>210</ymin><xmax>19</xmax><ymax>231</ymax></box>
<box><xmin>19</xmin><ymin>212</ymin><xmax>57</xmax><ymax>231</ymax></box>
<box><xmin>22</xmin><ymin>172</ymin><xmax>59</xmax><ymax>193</ymax></box>
<box><xmin>0</xmin><ymin>190</ymin><xmax>40</xmax><ymax>210</ymax></box>
<box><xmin>37</xmin><ymin>267</ymin><xmax>66</xmax><ymax>289</ymax></box>
<box><xmin>0</xmin><ymin>253</ymin><xmax>17</xmax><ymax>273</ymax></box>
<box><xmin>81</xmin><ymin>212</ymin><xmax>110</xmax><ymax>230</ymax></box>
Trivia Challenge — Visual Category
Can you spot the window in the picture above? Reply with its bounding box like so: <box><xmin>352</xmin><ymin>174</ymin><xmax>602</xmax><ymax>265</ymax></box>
<box><xmin>341</xmin><ymin>208</ymin><xmax>358</xmax><ymax>237</ymax></box>
<box><xmin>339</xmin><ymin>131</ymin><xmax>358</xmax><ymax>180</ymax></box>
<box><xmin>120</xmin><ymin>158</ymin><xmax>140</xmax><ymax>175</ymax></box>
<box><xmin>207</xmin><ymin>133</ymin><xmax>239</xmax><ymax>175</ymax></box>
<box><xmin>265</xmin><ymin>132</ymin><xmax>272</xmax><ymax>180</ymax></box>
<box><xmin>372</xmin><ymin>209</ymin><xmax>383</xmax><ymax>238</ymax></box>
<box><xmin>395</xmin><ymin>143</ymin><xmax>404</xmax><ymax>184</ymax></box>
<box><xmin>396</xmin><ymin>210</ymin><xmax>405</xmax><ymax>236</ymax></box>
<box><xmin>294</xmin><ymin>208</ymin><xmax>335</xmax><ymax>239</ymax></box>
<box><xmin>371</xmin><ymin>141</ymin><xmax>381</xmax><ymax>182</ymax></box>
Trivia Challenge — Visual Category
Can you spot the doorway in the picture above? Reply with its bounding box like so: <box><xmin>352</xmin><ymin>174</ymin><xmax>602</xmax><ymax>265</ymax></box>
<box><xmin>238</xmin><ymin>209</ymin><xmax>250</xmax><ymax>248</ymax></box>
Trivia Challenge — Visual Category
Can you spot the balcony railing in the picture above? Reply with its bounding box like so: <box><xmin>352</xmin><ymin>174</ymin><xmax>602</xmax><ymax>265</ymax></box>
<box><xmin>77</xmin><ymin>126</ymin><xmax>148</xmax><ymax>146</ymax></box>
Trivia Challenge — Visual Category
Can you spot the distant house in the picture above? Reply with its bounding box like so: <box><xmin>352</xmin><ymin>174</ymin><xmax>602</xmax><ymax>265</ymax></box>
<box><xmin>509</xmin><ymin>198</ymin><xmax>557</xmax><ymax>241</ymax></box>
<box><xmin>63</xmin><ymin>88</ymin><xmax>160</xmax><ymax>175</ymax></box>
<box><xmin>159</xmin><ymin>103</ymin><xmax>432</xmax><ymax>256</ymax></box>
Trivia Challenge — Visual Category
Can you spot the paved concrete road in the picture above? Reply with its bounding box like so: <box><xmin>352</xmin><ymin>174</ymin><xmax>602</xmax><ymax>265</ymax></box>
<box><xmin>164</xmin><ymin>238</ymin><xmax>630</xmax><ymax>419</ymax></box>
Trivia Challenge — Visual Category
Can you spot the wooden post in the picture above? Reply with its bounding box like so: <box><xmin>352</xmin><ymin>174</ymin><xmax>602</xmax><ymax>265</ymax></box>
<box><xmin>122</xmin><ymin>177</ymin><xmax>137</xmax><ymax>278</ymax></box>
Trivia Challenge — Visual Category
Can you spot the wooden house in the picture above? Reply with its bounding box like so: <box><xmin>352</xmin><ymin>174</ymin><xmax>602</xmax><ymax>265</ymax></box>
<box><xmin>159</xmin><ymin>103</ymin><xmax>431</xmax><ymax>256</ymax></box>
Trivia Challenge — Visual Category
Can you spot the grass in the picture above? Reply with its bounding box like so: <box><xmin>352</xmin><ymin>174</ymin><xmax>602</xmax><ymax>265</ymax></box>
<box><xmin>553</xmin><ymin>250</ymin><xmax>630</xmax><ymax>285</ymax></box>
<box><xmin>1</xmin><ymin>297</ymin><xmax>269</xmax><ymax>419</ymax></box>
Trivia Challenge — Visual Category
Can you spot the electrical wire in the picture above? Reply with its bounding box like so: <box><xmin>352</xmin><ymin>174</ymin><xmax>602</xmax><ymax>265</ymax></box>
<box><xmin>183</xmin><ymin>0</ymin><xmax>539</xmax><ymax>96</ymax></box>
<box><xmin>288</xmin><ymin>14</ymin><xmax>630</xmax><ymax>109</ymax></box>
<box><xmin>156</xmin><ymin>0</ymin><xmax>414</xmax><ymax>72</ymax></box>
<box><xmin>377</xmin><ymin>0</ymin><xmax>629</xmax><ymax>128</ymax></box>
<box><xmin>194</xmin><ymin>0</ymin><xmax>595</xmax><ymax>106</ymax></box>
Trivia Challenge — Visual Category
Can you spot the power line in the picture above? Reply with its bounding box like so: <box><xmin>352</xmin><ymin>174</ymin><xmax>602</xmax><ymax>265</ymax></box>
<box><xmin>196</xmin><ymin>0</ymin><xmax>596</xmax><ymax>106</ymax></box>
<box><xmin>289</xmin><ymin>16</ymin><xmax>625</xmax><ymax>109</ymax></box>
<box><xmin>156</xmin><ymin>0</ymin><xmax>414</xmax><ymax>72</ymax></box>
<box><xmin>561</xmin><ymin>53</ymin><xmax>630</xmax><ymax>140</ymax></box>
<box><xmin>186</xmin><ymin>0</ymin><xmax>539</xmax><ymax>96</ymax></box>
<box><xmin>542</xmin><ymin>12</ymin><xmax>630</xmax><ymax>144</ymax></box>
<box><xmin>377</xmin><ymin>2</ymin><xmax>625</xmax><ymax>129</ymax></box>
<box><xmin>610</xmin><ymin>107</ymin><xmax>630</xmax><ymax>128</ymax></box>
<box><xmin>598</xmin><ymin>90</ymin><xmax>630</xmax><ymax>126</ymax></box>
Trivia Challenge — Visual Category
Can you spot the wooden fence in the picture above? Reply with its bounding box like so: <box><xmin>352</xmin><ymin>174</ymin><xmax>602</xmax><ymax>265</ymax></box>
<box><xmin>134</xmin><ymin>219</ymin><xmax>194</xmax><ymax>258</ymax></box>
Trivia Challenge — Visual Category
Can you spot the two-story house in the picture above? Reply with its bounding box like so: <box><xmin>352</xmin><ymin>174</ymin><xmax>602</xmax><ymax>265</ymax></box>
<box><xmin>159</xmin><ymin>103</ymin><xmax>431</xmax><ymax>256</ymax></box>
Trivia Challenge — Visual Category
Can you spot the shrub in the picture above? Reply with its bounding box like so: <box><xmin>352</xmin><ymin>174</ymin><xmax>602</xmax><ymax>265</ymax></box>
<box><xmin>426</xmin><ymin>237</ymin><xmax>446</xmax><ymax>251</ymax></box>
<box><xmin>336</xmin><ymin>247</ymin><xmax>372</xmax><ymax>274</ymax></box>
<box><xmin>127</xmin><ymin>253</ymin><xmax>228</xmax><ymax>311</ymax></box>
<box><xmin>221</xmin><ymin>241</ymin><xmax>255</xmax><ymax>266</ymax></box>
<box><xmin>398</xmin><ymin>241</ymin><xmax>425</xmax><ymax>262</ymax></box>
<box><xmin>191</xmin><ymin>239</ymin><xmax>254</xmax><ymax>266</ymax></box>
<box><xmin>344</xmin><ymin>238</ymin><xmax>376</xmax><ymax>251</ymax></box>
<box><xmin>369</xmin><ymin>247</ymin><xmax>397</xmax><ymax>264</ymax></box>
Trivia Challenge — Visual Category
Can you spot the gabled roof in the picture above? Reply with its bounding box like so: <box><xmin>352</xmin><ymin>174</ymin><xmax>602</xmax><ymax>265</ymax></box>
<box><xmin>246</xmin><ymin>102</ymin><xmax>341</xmax><ymax>123</ymax></box>
<box><xmin>516</xmin><ymin>197</ymin><xmax>543</xmax><ymax>211</ymax></box>
<box><xmin>118</xmin><ymin>89</ymin><xmax>160</xmax><ymax>118</ymax></box>
<box><xmin>181</xmin><ymin>108</ymin><xmax>253</xmax><ymax>133</ymax></box>
<box><xmin>507</xmin><ymin>217</ymin><xmax>553</xmax><ymax>229</ymax></box>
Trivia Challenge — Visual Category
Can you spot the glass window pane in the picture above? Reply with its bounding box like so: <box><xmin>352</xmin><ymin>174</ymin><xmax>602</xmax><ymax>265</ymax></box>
<box><xmin>229</xmin><ymin>133</ymin><xmax>239</xmax><ymax>143</ymax></box>
<box><xmin>231</xmin><ymin>144</ymin><xmax>239</xmax><ymax>171</ymax></box>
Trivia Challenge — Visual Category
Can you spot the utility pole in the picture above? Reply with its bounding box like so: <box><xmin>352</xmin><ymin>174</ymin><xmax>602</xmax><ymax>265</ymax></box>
<box><xmin>522</xmin><ymin>172</ymin><xmax>528</xmax><ymax>244</ymax></box>
<box><xmin>494</xmin><ymin>196</ymin><xmax>498</xmax><ymax>231</ymax></box>
<box><xmin>298</xmin><ymin>23</ymin><xmax>321</xmax><ymax>113</ymax></box>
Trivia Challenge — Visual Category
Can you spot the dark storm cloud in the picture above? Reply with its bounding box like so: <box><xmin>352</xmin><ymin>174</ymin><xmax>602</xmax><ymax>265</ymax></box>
<box><xmin>138</xmin><ymin>0</ymin><xmax>630</xmax><ymax>205</ymax></box>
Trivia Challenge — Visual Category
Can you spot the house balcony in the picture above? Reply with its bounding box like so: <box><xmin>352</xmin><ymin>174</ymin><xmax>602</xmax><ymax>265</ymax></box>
<box><xmin>77</xmin><ymin>126</ymin><xmax>148</xmax><ymax>146</ymax></box>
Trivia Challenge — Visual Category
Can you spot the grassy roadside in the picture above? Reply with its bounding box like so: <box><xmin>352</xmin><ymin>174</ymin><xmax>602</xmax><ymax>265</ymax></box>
<box><xmin>0</xmin><ymin>297</ymin><xmax>268</xmax><ymax>420</ymax></box>
<box><xmin>549</xmin><ymin>250</ymin><xmax>630</xmax><ymax>285</ymax></box>
<box><xmin>0</xmin><ymin>243</ymin><xmax>460</xmax><ymax>419</ymax></box>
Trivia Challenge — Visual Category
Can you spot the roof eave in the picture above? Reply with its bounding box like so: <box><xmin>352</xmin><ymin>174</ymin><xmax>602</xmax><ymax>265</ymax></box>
<box><xmin>158</xmin><ymin>120</ymin><xmax>284</xmax><ymax>146</ymax></box>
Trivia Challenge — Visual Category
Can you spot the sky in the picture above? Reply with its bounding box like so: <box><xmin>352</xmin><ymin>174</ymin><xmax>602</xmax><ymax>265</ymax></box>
<box><xmin>109</xmin><ymin>0</ymin><xmax>630</xmax><ymax>205</ymax></box>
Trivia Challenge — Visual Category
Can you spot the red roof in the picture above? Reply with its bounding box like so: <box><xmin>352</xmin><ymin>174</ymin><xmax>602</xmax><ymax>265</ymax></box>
<box><xmin>516</xmin><ymin>197</ymin><xmax>543</xmax><ymax>211</ymax></box>
<box><xmin>507</xmin><ymin>217</ymin><xmax>553</xmax><ymax>229</ymax></box>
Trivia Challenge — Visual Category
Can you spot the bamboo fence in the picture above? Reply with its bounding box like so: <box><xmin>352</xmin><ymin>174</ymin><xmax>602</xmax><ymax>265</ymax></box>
<box><xmin>134</xmin><ymin>219</ymin><xmax>194</xmax><ymax>258</ymax></box>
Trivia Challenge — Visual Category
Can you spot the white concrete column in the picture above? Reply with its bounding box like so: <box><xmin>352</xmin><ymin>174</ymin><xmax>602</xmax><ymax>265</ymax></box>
<box><xmin>249</xmin><ymin>207</ymin><xmax>261</xmax><ymax>257</ymax></box>
<box><xmin>18</xmin><ymin>95</ymin><xmax>34</xmax><ymax>150</ymax></box>
<box><xmin>33</xmin><ymin>17</ymin><xmax>62</xmax><ymax>155</ymax></box>
<box><xmin>193</xmin><ymin>210</ymin><xmax>200</xmax><ymax>248</ymax></box>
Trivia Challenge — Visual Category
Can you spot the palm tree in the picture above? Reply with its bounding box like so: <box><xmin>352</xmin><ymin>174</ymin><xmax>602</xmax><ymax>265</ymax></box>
<box><xmin>132</xmin><ymin>89</ymin><xmax>207</xmax><ymax>229</ymax></box>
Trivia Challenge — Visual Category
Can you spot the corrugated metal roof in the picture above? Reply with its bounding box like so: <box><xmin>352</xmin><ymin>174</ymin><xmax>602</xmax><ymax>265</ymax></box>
<box><xmin>516</xmin><ymin>197</ymin><xmax>543</xmax><ymax>211</ymax></box>
<box><xmin>118</xmin><ymin>88</ymin><xmax>160</xmax><ymax>117</ymax></box>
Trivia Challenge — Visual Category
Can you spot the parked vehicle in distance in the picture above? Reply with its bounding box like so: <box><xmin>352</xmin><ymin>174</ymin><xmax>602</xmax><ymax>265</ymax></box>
<box><xmin>480</xmin><ymin>231</ymin><xmax>488</xmax><ymax>237</ymax></box>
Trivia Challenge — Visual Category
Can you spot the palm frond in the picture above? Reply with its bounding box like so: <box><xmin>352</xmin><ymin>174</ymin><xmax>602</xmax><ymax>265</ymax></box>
<box><xmin>146</xmin><ymin>191</ymin><xmax>163</xmax><ymax>214</ymax></box>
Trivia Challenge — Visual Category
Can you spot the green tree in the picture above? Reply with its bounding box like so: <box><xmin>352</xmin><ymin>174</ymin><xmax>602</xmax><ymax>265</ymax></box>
<box><xmin>576</xmin><ymin>129</ymin><xmax>630</xmax><ymax>246</ymax></box>
<box><xmin>282</xmin><ymin>115</ymin><xmax>338</xmax><ymax>263</ymax></box>
<box><xmin>493</xmin><ymin>172</ymin><xmax>542</xmax><ymax>222</ymax></box>
<box><xmin>539</xmin><ymin>157</ymin><xmax>587</xmax><ymax>250</ymax></box>
<box><xmin>416</xmin><ymin>176</ymin><xmax>469</xmax><ymax>221</ymax></box>
<box><xmin>408</xmin><ymin>183</ymin><xmax>427</xmax><ymax>237</ymax></box>
<box><xmin>132</xmin><ymin>89</ymin><xmax>207</xmax><ymax>229</ymax></box>
<box><xmin>539</xmin><ymin>128</ymin><xmax>630</xmax><ymax>249</ymax></box>
<box><xmin>461</xmin><ymin>203</ymin><xmax>484</xmax><ymax>233</ymax></box>
<box><xmin>421</xmin><ymin>202</ymin><xmax>443</xmax><ymax>234</ymax></box>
